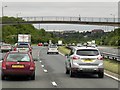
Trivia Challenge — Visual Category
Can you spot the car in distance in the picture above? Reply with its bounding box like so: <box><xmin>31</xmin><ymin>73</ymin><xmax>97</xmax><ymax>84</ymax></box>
<box><xmin>38</xmin><ymin>43</ymin><xmax>43</xmax><ymax>46</ymax></box>
<box><xmin>91</xmin><ymin>44</ymin><xmax>97</xmax><ymax>47</ymax></box>
<box><xmin>14</xmin><ymin>43</ymin><xmax>32</xmax><ymax>55</ymax></box>
<box><xmin>47</xmin><ymin>44</ymin><xmax>59</xmax><ymax>54</ymax></box>
<box><xmin>65</xmin><ymin>46</ymin><xmax>104</xmax><ymax>78</ymax></box>
<box><xmin>76</xmin><ymin>43</ymin><xmax>82</xmax><ymax>47</ymax></box>
<box><xmin>43</xmin><ymin>42</ymin><xmax>48</xmax><ymax>46</ymax></box>
<box><xmin>1</xmin><ymin>44</ymin><xmax>12</xmax><ymax>53</ymax></box>
<box><xmin>1</xmin><ymin>51</ymin><xmax>35</xmax><ymax>80</ymax></box>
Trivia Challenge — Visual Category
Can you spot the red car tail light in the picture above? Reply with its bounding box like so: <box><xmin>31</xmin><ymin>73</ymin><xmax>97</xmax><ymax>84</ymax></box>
<box><xmin>30</xmin><ymin>62</ymin><xmax>35</xmax><ymax>70</ymax></box>
<box><xmin>29</xmin><ymin>48</ymin><xmax>32</xmax><ymax>52</ymax></box>
<box><xmin>2</xmin><ymin>62</ymin><xmax>6</xmax><ymax>70</ymax></box>
<box><xmin>97</xmin><ymin>56</ymin><xmax>103</xmax><ymax>60</ymax></box>
<box><xmin>71</xmin><ymin>56</ymin><xmax>80</xmax><ymax>60</ymax></box>
<box><xmin>14</xmin><ymin>48</ymin><xmax>17</xmax><ymax>51</ymax></box>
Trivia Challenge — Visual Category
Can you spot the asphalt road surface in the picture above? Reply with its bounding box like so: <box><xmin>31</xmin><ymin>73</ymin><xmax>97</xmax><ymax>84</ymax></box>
<box><xmin>98</xmin><ymin>46</ymin><xmax>119</xmax><ymax>56</ymax></box>
<box><xmin>0</xmin><ymin>46</ymin><xmax>119</xmax><ymax>89</ymax></box>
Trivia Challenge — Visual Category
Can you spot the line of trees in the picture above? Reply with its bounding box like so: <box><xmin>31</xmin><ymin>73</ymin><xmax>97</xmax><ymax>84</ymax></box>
<box><xmin>55</xmin><ymin>28</ymin><xmax>120</xmax><ymax>46</ymax></box>
<box><xmin>100</xmin><ymin>28</ymin><xmax>120</xmax><ymax>46</ymax></box>
<box><xmin>2</xmin><ymin>16</ymin><xmax>60</xmax><ymax>44</ymax></box>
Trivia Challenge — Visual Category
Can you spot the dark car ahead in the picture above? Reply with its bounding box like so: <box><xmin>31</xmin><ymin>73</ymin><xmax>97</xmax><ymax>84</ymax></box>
<box><xmin>1</xmin><ymin>51</ymin><xmax>35</xmax><ymax>80</ymax></box>
<box><xmin>14</xmin><ymin>43</ymin><xmax>32</xmax><ymax>55</ymax></box>
<box><xmin>43</xmin><ymin>42</ymin><xmax>48</xmax><ymax>46</ymax></box>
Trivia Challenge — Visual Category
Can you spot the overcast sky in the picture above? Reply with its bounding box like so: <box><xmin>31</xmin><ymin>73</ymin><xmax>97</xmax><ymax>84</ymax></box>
<box><xmin>1</xmin><ymin>1</ymin><xmax>119</xmax><ymax>31</ymax></box>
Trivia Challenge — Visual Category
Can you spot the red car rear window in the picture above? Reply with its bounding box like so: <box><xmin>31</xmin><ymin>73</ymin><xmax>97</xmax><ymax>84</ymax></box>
<box><xmin>6</xmin><ymin>53</ymin><xmax>30</xmax><ymax>62</ymax></box>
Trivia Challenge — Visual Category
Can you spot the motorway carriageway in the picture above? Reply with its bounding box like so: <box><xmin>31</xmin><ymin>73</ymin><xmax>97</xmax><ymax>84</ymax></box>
<box><xmin>0</xmin><ymin>46</ymin><xmax>119</xmax><ymax>88</ymax></box>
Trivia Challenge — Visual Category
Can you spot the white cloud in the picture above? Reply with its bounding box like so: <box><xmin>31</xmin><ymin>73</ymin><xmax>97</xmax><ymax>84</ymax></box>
<box><xmin>2</xmin><ymin>2</ymin><xmax>118</xmax><ymax>18</ymax></box>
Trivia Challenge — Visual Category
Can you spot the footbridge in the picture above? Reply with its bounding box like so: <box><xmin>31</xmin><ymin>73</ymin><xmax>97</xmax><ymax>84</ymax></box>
<box><xmin>1</xmin><ymin>16</ymin><xmax>120</xmax><ymax>26</ymax></box>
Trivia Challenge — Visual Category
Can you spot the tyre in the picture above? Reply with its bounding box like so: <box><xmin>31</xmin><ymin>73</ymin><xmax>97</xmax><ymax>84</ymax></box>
<box><xmin>98</xmin><ymin>72</ymin><xmax>104</xmax><ymax>78</ymax></box>
<box><xmin>70</xmin><ymin>69</ymin><xmax>75</xmax><ymax>77</ymax></box>
<box><xmin>30</xmin><ymin>52</ymin><xmax>32</xmax><ymax>55</ymax></box>
<box><xmin>47</xmin><ymin>52</ymin><xmax>49</xmax><ymax>54</ymax></box>
<box><xmin>1</xmin><ymin>74</ymin><xmax>5</xmax><ymax>80</ymax></box>
<box><xmin>31</xmin><ymin>73</ymin><xmax>35</xmax><ymax>80</ymax></box>
<box><xmin>65</xmin><ymin>68</ymin><xmax>70</xmax><ymax>74</ymax></box>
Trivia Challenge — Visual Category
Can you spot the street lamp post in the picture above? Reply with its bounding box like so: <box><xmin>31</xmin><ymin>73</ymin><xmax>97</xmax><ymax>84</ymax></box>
<box><xmin>39</xmin><ymin>24</ymin><xmax>40</xmax><ymax>30</ymax></box>
<box><xmin>2</xmin><ymin>5</ymin><xmax>7</xmax><ymax>17</ymax></box>
<box><xmin>16</xmin><ymin>12</ymin><xmax>21</xmax><ymax>18</ymax></box>
<box><xmin>110</xmin><ymin>14</ymin><xmax>115</xmax><ymax>22</ymax></box>
<box><xmin>110</xmin><ymin>14</ymin><xmax>115</xmax><ymax>30</ymax></box>
<box><xmin>79</xmin><ymin>14</ymin><xmax>81</xmax><ymax>21</ymax></box>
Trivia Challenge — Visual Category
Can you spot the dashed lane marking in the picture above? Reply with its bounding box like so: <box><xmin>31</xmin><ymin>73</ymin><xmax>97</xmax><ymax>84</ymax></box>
<box><xmin>51</xmin><ymin>81</ymin><xmax>57</xmax><ymax>87</ymax></box>
<box><xmin>43</xmin><ymin>69</ymin><xmax>48</xmax><ymax>73</ymax></box>
<box><xmin>41</xmin><ymin>65</ymin><xmax>45</xmax><ymax>68</ymax></box>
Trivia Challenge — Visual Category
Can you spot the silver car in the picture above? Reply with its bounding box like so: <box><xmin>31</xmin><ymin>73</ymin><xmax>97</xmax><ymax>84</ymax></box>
<box><xmin>1</xmin><ymin>44</ymin><xmax>12</xmax><ymax>53</ymax></box>
<box><xmin>65</xmin><ymin>46</ymin><xmax>104</xmax><ymax>78</ymax></box>
<box><xmin>47</xmin><ymin>44</ymin><xmax>59</xmax><ymax>54</ymax></box>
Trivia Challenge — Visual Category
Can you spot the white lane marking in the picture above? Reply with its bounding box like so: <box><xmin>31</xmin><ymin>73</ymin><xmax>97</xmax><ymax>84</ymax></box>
<box><xmin>104</xmin><ymin>73</ymin><xmax>120</xmax><ymax>81</ymax></box>
<box><xmin>41</xmin><ymin>65</ymin><xmax>44</xmax><ymax>68</ymax></box>
<box><xmin>38</xmin><ymin>51</ymin><xmax>40</xmax><ymax>56</ymax></box>
<box><xmin>51</xmin><ymin>81</ymin><xmax>57</xmax><ymax>87</ymax></box>
<box><xmin>38</xmin><ymin>52</ymin><xmax>40</xmax><ymax>60</ymax></box>
<box><xmin>39</xmin><ymin>61</ymin><xmax>42</xmax><ymax>63</ymax></box>
<box><xmin>59</xmin><ymin>52</ymin><xmax>65</xmax><ymax>56</ymax></box>
<box><xmin>38</xmin><ymin>52</ymin><xmax>40</xmax><ymax>57</ymax></box>
<box><xmin>43</xmin><ymin>69</ymin><xmax>48</xmax><ymax>73</ymax></box>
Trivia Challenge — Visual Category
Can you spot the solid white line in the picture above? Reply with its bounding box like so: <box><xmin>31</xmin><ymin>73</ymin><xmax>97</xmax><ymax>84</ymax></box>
<box><xmin>41</xmin><ymin>65</ymin><xmax>45</xmax><ymax>67</ymax></box>
<box><xmin>59</xmin><ymin>52</ymin><xmax>65</xmax><ymax>56</ymax></box>
<box><xmin>43</xmin><ymin>69</ymin><xmax>48</xmax><ymax>73</ymax></box>
<box><xmin>104</xmin><ymin>73</ymin><xmax>120</xmax><ymax>81</ymax></box>
<box><xmin>51</xmin><ymin>81</ymin><xmax>57</xmax><ymax>87</ymax></box>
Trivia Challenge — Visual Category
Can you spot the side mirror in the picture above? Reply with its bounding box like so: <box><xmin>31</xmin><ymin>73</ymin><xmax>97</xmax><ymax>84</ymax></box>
<box><xmin>33</xmin><ymin>58</ymin><xmax>38</xmax><ymax>61</ymax></box>
<box><xmin>1</xmin><ymin>57</ymin><xmax>4</xmax><ymax>61</ymax></box>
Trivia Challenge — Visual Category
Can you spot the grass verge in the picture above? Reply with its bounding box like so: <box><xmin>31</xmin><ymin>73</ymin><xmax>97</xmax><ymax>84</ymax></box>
<box><xmin>59</xmin><ymin>46</ymin><xmax>70</xmax><ymax>55</ymax></box>
<box><xmin>104</xmin><ymin>59</ymin><xmax>119</xmax><ymax>75</ymax></box>
<box><xmin>58</xmin><ymin>46</ymin><xmax>119</xmax><ymax>75</ymax></box>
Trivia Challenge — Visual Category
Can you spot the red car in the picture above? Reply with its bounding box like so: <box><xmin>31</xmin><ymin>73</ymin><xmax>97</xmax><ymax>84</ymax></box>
<box><xmin>38</xmin><ymin>43</ymin><xmax>43</xmax><ymax>46</ymax></box>
<box><xmin>1</xmin><ymin>51</ymin><xmax>35</xmax><ymax>80</ymax></box>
